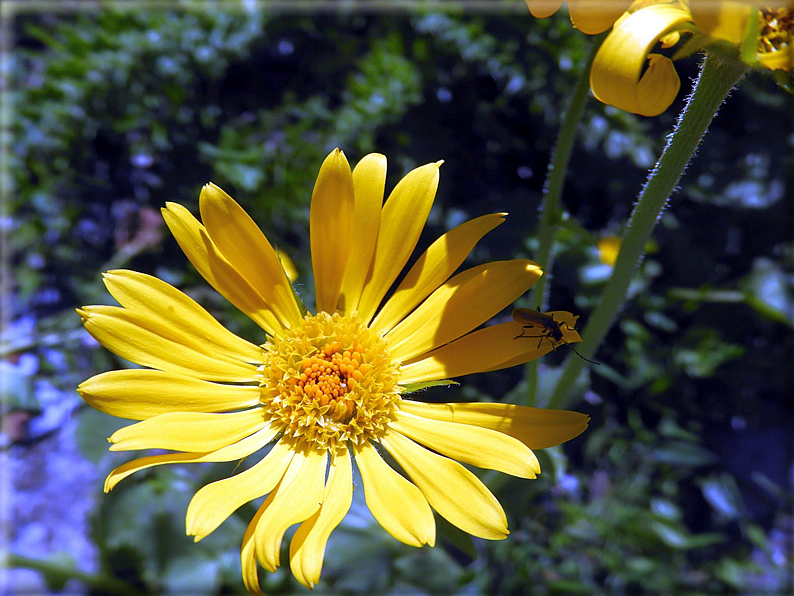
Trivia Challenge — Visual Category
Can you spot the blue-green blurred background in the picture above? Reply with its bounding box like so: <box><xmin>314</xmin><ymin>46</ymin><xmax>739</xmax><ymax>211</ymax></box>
<box><xmin>4</xmin><ymin>1</ymin><xmax>792</xmax><ymax>594</ymax></box>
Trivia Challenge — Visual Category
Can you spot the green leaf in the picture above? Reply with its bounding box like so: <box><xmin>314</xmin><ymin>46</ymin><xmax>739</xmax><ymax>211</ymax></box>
<box><xmin>651</xmin><ymin>441</ymin><xmax>717</xmax><ymax>467</ymax></box>
<box><xmin>75</xmin><ymin>407</ymin><xmax>128</xmax><ymax>464</ymax></box>
<box><xmin>699</xmin><ymin>474</ymin><xmax>743</xmax><ymax>519</ymax></box>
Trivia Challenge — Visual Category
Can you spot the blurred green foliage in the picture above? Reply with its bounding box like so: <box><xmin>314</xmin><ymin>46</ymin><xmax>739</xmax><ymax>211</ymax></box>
<box><xmin>7</xmin><ymin>3</ymin><xmax>792</xmax><ymax>595</ymax></box>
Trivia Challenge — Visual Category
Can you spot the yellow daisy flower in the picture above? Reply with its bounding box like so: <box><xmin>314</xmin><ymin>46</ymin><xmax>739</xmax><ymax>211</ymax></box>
<box><xmin>525</xmin><ymin>0</ymin><xmax>635</xmax><ymax>34</ymax></box>
<box><xmin>590</xmin><ymin>0</ymin><xmax>793</xmax><ymax>116</ymax></box>
<box><xmin>78</xmin><ymin>149</ymin><xmax>589</xmax><ymax>595</ymax></box>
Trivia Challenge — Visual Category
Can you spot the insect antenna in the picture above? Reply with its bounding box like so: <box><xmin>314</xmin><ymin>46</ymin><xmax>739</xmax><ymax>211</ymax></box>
<box><xmin>568</xmin><ymin>346</ymin><xmax>601</xmax><ymax>365</ymax></box>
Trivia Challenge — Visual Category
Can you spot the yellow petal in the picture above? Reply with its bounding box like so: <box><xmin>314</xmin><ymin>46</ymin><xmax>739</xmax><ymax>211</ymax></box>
<box><xmin>78</xmin><ymin>306</ymin><xmax>258</xmax><ymax>382</ymax></box>
<box><xmin>391</xmin><ymin>409</ymin><xmax>539</xmax><ymax>478</ymax></box>
<box><xmin>758</xmin><ymin>46</ymin><xmax>794</xmax><ymax>71</ymax></box>
<box><xmin>311</xmin><ymin>149</ymin><xmax>355</xmax><ymax>314</ymax></box>
<box><xmin>241</xmin><ymin>499</ymin><xmax>267</xmax><ymax>596</ymax></box>
<box><xmin>289</xmin><ymin>449</ymin><xmax>353</xmax><ymax>589</ymax></box>
<box><xmin>338</xmin><ymin>153</ymin><xmax>386</xmax><ymax>315</ymax></box>
<box><xmin>590</xmin><ymin>4</ymin><xmax>692</xmax><ymax>116</ymax></box>
<box><xmin>199</xmin><ymin>183</ymin><xmax>303</xmax><ymax>328</ymax></box>
<box><xmin>353</xmin><ymin>440</ymin><xmax>435</xmax><ymax>547</ymax></box>
<box><xmin>254</xmin><ymin>447</ymin><xmax>327</xmax><ymax>572</ymax></box>
<box><xmin>525</xmin><ymin>0</ymin><xmax>564</xmax><ymax>19</ymax></box>
<box><xmin>398</xmin><ymin>400</ymin><xmax>590</xmax><ymax>450</ymax></box>
<box><xmin>690</xmin><ymin>0</ymin><xmax>751</xmax><ymax>45</ymax></box>
<box><xmin>186</xmin><ymin>439</ymin><xmax>294</xmax><ymax>541</ymax></box>
<box><xmin>356</xmin><ymin>162</ymin><xmax>441</xmax><ymax>324</ymax></box>
<box><xmin>371</xmin><ymin>213</ymin><xmax>507</xmax><ymax>335</ymax></box>
<box><xmin>381</xmin><ymin>430</ymin><xmax>508</xmax><ymax>540</ymax></box>
<box><xmin>386</xmin><ymin>260</ymin><xmax>543</xmax><ymax>362</ymax></box>
<box><xmin>161</xmin><ymin>202</ymin><xmax>282</xmax><ymax>334</ymax></box>
<box><xmin>108</xmin><ymin>408</ymin><xmax>267</xmax><ymax>452</ymax></box>
<box><xmin>399</xmin><ymin>316</ymin><xmax>580</xmax><ymax>385</ymax></box>
<box><xmin>102</xmin><ymin>269</ymin><xmax>261</xmax><ymax>364</ymax></box>
<box><xmin>568</xmin><ymin>0</ymin><xmax>633</xmax><ymax>35</ymax></box>
<box><xmin>104</xmin><ymin>425</ymin><xmax>278</xmax><ymax>492</ymax></box>
<box><xmin>78</xmin><ymin>369</ymin><xmax>260</xmax><ymax>420</ymax></box>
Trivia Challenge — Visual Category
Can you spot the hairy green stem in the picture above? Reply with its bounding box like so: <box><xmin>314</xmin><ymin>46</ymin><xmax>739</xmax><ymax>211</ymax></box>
<box><xmin>524</xmin><ymin>33</ymin><xmax>605</xmax><ymax>406</ymax></box>
<box><xmin>545</xmin><ymin>51</ymin><xmax>748</xmax><ymax>409</ymax></box>
<box><xmin>7</xmin><ymin>553</ymin><xmax>144</xmax><ymax>596</ymax></box>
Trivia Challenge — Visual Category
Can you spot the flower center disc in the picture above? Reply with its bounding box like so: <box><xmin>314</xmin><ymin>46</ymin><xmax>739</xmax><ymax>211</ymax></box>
<box><xmin>258</xmin><ymin>312</ymin><xmax>401</xmax><ymax>453</ymax></box>
<box><xmin>759</xmin><ymin>7</ymin><xmax>793</xmax><ymax>58</ymax></box>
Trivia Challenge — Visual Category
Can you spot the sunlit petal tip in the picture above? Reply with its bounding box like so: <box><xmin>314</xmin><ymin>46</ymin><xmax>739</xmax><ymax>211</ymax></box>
<box><xmin>434</xmin><ymin>159</ymin><xmax>444</xmax><ymax>167</ymax></box>
<box><xmin>200</xmin><ymin>181</ymin><xmax>233</xmax><ymax>205</ymax></box>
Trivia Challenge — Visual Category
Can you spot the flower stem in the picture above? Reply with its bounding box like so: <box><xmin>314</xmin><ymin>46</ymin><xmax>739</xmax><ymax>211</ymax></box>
<box><xmin>6</xmin><ymin>553</ymin><xmax>144</xmax><ymax>596</ymax></box>
<box><xmin>545</xmin><ymin>51</ymin><xmax>748</xmax><ymax>409</ymax></box>
<box><xmin>525</xmin><ymin>32</ymin><xmax>605</xmax><ymax>406</ymax></box>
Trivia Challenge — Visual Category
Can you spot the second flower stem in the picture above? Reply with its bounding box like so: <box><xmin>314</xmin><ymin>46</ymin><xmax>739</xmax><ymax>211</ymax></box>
<box><xmin>545</xmin><ymin>51</ymin><xmax>748</xmax><ymax>409</ymax></box>
<box><xmin>525</xmin><ymin>33</ymin><xmax>605</xmax><ymax>406</ymax></box>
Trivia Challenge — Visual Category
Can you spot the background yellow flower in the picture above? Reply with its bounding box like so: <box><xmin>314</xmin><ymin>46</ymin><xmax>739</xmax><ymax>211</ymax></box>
<box><xmin>590</xmin><ymin>0</ymin><xmax>793</xmax><ymax>115</ymax></box>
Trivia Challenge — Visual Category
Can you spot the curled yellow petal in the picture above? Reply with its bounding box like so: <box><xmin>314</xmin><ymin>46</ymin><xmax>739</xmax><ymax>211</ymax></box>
<box><xmin>338</xmin><ymin>153</ymin><xmax>386</xmax><ymax>314</ymax></box>
<box><xmin>289</xmin><ymin>449</ymin><xmax>353</xmax><ymax>589</ymax></box>
<box><xmin>108</xmin><ymin>408</ymin><xmax>267</xmax><ymax>452</ymax></box>
<box><xmin>398</xmin><ymin>400</ymin><xmax>590</xmax><ymax>450</ymax></box>
<box><xmin>353</xmin><ymin>440</ymin><xmax>435</xmax><ymax>548</ymax></box>
<box><xmin>391</xmin><ymin>409</ymin><xmax>540</xmax><ymax>478</ymax></box>
<box><xmin>311</xmin><ymin>149</ymin><xmax>355</xmax><ymax>314</ymax></box>
<box><xmin>371</xmin><ymin>213</ymin><xmax>507</xmax><ymax>335</ymax></box>
<box><xmin>381</xmin><ymin>430</ymin><xmax>508</xmax><ymax>540</ymax></box>
<box><xmin>590</xmin><ymin>4</ymin><xmax>693</xmax><ymax>116</ymax></box>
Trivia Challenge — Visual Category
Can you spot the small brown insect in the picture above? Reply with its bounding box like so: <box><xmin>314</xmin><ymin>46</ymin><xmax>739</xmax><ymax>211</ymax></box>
<box><xmin>512</xmin><ymin>307</ymin><xmax>599</xmax><ymax>365</ymax></box>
